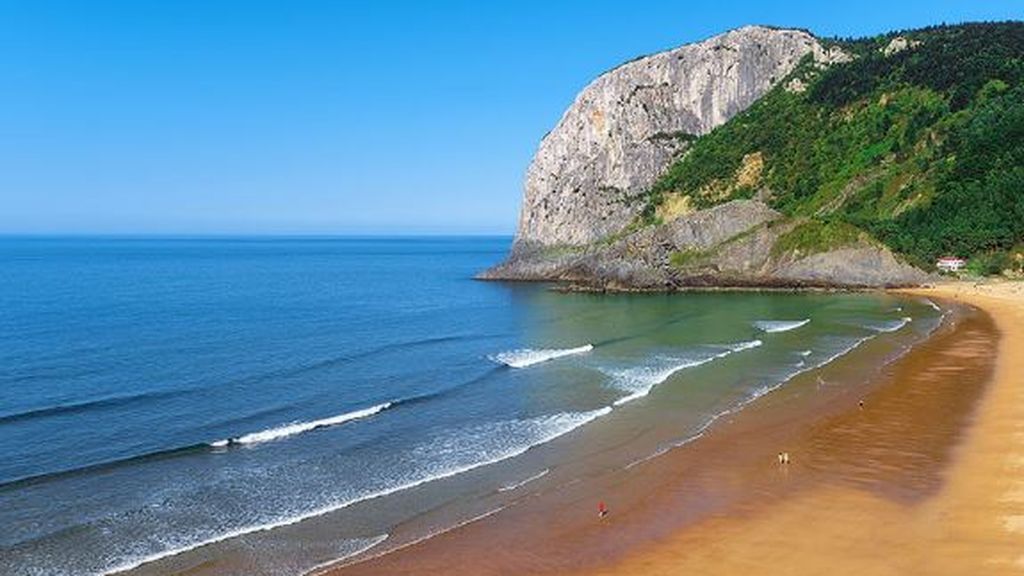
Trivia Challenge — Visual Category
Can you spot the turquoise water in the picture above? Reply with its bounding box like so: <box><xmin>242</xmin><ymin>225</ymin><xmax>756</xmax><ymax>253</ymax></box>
<box><xmin>0</xmin><ymin>237</ymin><xmax>942</xmax><ymax>575</ymax></box>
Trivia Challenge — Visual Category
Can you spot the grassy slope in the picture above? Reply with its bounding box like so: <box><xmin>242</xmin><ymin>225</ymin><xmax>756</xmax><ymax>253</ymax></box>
<box><xmin>641</xmin><ymin>22</ymin><xmax>1024</xmax><ymax>270</ymax></box>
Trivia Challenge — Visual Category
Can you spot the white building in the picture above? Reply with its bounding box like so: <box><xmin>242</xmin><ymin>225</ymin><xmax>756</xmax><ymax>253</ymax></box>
<box><xmin>936</xmin><ymin>256</ymin><xmax>966</xmax><ymax>273</ymax></box>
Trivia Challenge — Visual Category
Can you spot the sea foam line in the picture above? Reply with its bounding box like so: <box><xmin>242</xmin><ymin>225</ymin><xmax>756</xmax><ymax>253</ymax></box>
<box><xmin>322</xmin><ymin>505</ymin><xmax>508</xmax><ymax>573</ymax></box>
<box><xmin>625</xmin><ymin>334</ymin><xmax>877</xmax><ymax>471</ymax></box>
<box><xmin>498</xmin><ymin>468</ymin><xmax>550</xmax><ymax>492</ymax></box>
<box><xmin>489</xmin><ymin>344</ymin><xmax>593</xmax><ymax>368</ymax></box>
<box><xmin>609</xmin><ymin>340</ymin><xmax>762</xmax><ymax>406</ymax></box>
<box><xmin>209</xmin><ymin>402</ymin><xmax>392</xmax><ymax>447</ymax></box>
<box><xmin>299</xmin><ymin>534</ymin><xmax>390</xmax><ymax>576</ymax></box>
<box><xmin>753</xmin><ymin>319</ymin><xmax>810</xmax><ymax>333</ymax></box>
<box><xmin>106</xmin><ymin>407</ymin><xmax>610</xmax><ymax>575</ymax></box>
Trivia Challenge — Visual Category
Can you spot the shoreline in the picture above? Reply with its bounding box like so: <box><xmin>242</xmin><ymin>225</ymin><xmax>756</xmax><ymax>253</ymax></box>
<box><xmin>578</xmin><ymin>280</ymin><xmax>1024</xmax><ymax>575</ymax></box>
<box><xmin>325</xmin><ymin>287</ymin><xmax>1000</xmax><ymax>575</ymax></box>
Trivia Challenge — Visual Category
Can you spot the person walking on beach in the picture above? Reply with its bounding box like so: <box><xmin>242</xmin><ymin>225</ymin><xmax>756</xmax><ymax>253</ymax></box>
<box><xmin>598</xmin><ymin>501</ymin><xmax>609</xmax><ymax>518</ymax></box>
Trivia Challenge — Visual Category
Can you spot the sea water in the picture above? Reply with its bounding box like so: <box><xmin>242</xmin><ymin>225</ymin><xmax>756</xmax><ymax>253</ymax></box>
<box><xmin>0</xmin><ymin>237</ymin><xmax>942</xmax><ymax>575</ymax></box>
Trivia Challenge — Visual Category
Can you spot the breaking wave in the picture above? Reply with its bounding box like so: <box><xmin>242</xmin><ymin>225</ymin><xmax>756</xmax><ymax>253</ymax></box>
<box><xmin>607</xmin><ymin>340</ymin><xmax>762</xmax><ymax>406</ymax></box>
<box><xmin>864</xmin><ymin>317</ymin><xmax>912</xmax><ymax>333</ymax></box>
<box><xmin>105</xmin><ymin>407</ymin><xmax>609</xmax><ymax>575</ymax></box>
<box><xmin>489</xmin><ymin>344</ymin><xmax>594</xmax><ymax>368</ymax></box>
<box><xmin>209</xmin><ymin>403</ymin><xmax>392</xmax><ymax>447</ymax></box>
<box><xmin>753</xmin><ymin>319</ymin><xmax>810</xmax><ymax>333</ymax></box>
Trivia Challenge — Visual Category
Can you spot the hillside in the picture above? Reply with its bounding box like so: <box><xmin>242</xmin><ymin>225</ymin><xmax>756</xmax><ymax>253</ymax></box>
<box><xmin>482</xmin><ymin>22</ymin><xmax>1024</xmax><ymax>289</ymax></box>
<box><xmin>645</xmin><ymin>22</ymin><xmax>1024</xmax><ymax>271</ymax></box>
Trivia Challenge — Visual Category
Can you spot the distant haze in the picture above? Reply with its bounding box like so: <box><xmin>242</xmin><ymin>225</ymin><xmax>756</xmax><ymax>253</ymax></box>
<box><xmin>1</xmin><ymin>0</ymin><xmax>1020</xmax><ymax>234</ymax></box>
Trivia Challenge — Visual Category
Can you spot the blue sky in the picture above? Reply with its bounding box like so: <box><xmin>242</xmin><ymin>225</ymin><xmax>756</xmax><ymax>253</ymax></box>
<box><xmin>1</xmin><ymin>1</ymin><xmax>1021</xmax><ymax>234</ymax></box>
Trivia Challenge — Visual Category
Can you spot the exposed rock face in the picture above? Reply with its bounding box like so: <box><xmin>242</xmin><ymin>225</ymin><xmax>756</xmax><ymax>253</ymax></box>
<box><xmin>773</xmin><ymin>247</ymin><xmax>929</xmax><ymax>286</ymax></box>
<box><xmin>517</xmin><ymin>26</ymin><xmax>829</xmax><ymax>250</ymax></box>
<box><xmin>481</xmin><ymin>26</ymin><xmax>930</xmax><ymax>290</ymax></box>
<box><xmin>481</xmin><ymin>200</ymin><xmax>929</xmax><ymax>289</ymax></box>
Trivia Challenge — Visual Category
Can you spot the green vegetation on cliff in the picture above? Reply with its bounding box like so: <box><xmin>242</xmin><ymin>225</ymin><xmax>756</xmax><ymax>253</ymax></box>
<box><xmin>642</xmin><ymin>22</ymin><xmax>1024</xmax><ymax>270</ymax></box>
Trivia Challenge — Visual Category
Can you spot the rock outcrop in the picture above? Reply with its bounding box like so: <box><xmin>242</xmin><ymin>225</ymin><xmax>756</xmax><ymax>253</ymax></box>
<box><xmin>482</xmin><ymin>25</ymin><xmax>931</xmax><ymax>290</ymax></box>
<box><xmin>516</xmin><ymin>26</ymin><xmax>830</xmax><ymax>251</ymax></box>
<box><xmin>481</xmin><ymin>200</ymin><xmax>929</xmax><ymax>289</ymax></box>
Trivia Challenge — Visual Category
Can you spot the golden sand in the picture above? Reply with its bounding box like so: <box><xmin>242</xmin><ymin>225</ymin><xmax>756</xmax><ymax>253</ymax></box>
<box><xmin>585</xmin><ymin>281</ymin><xmax>1024</xmax><ymax>576</ymax></box>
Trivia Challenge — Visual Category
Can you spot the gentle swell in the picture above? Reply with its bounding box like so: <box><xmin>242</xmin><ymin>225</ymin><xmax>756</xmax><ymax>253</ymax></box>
<box><xmin>489</xmin><ymin>344</ymin><xmax>594</xmax><ymax>368</ymax></box>
<box><xmin>0</xmin><ymin>334</ymin><xmax>494</xmax><ymax>429</ymax></box>
<box><xmin>1</xmin><ymin>368</ymin><xmax>503</xmax><ymax>490</ymax></box>
<box><xmin>2</xmin><ymin>402</ymin><xmax>397</xmax><ymax>489</ymax></box>
<box><xmin>0</xmin><ymin>388</ymin><xmax>192</xmax><ymax>427</ymax></box>
<box><xmin>209</xmin><ymin>403</ymin><xmax>391</xmax><ymax>447</ymax></box>
<box><xmin>105</xmin><ymin>407</ymin><xmax>610</xmax><ymax>575</ymax></box>
<box><xmin>753</xmin><ymin>319</ymin><xmax>810</xmax><ymax>333</ymax></box>
<box><xmin>608</xmin><ymin>340</ymin><xmax>762</xmax><ymax>406</ymax></box>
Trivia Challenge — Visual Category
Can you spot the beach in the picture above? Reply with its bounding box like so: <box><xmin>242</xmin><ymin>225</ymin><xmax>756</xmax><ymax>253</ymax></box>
<box><xmin>578</xmin><ymin>280</ymin><xmax>1024</xmax><ymax>576</ymax></box>
<box><xmin>326</xmin><ymin>281</ymin><xmax>1021</xmax><ymax>576</ymax></box>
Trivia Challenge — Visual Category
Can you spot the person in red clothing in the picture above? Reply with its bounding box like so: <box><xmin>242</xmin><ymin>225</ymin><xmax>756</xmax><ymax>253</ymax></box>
<box><xmin>598</xmin><ymin>501</ymin><xmax>609</xmax><ymax>518</ymax></box>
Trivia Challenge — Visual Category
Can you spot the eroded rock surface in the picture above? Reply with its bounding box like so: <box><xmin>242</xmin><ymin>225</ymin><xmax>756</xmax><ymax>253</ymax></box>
<box><xmin>516</xmin><ymin>26</ymin><xmax>828</xmax><ymax>250</ymax></box>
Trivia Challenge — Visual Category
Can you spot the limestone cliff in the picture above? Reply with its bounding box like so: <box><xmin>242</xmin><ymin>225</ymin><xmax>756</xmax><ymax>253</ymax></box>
<box><xmin>482</xmin><ymin>24</ymin><xmax>932</xmax><ymax>290</ymax></box>
<box><xmin>516</xmin><ymin>26</ymin><xmax>836</xmax><ymax>251</ymax></box>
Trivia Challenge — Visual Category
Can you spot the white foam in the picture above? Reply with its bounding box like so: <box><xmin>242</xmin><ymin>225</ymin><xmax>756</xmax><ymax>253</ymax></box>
<box><xmin>626</xmin><ymin>334</ymin><xmax>876</xmax><ymax>470</ymax></box>
<box><xmin>864</xmin><ymin>317</ymin><xmax>912</xmax><ymax>333</ymax></box>
<box><xmin>300</xmin><ymin>535</ymin><xmax>390</xmax><ymax>575</ymax></box>
<box><xmin>625</xmin><ymin>408</ymin><xmax>734</xmax><ymax>470</ymax></box>
<box><xmin>490</xmin><ymin>344</ymin><xmax>593</xmax><ymax>368</ymax></box>
<box><xmin>209</xmin><ymin>403</ymin><xmax>392</xmax><ymax>447</ymax></box>
<box><xmin>609</xmin><ymin>358</ymin><xmax>714</xmax><ymax>406</ymax></box>
<box><xmin>498</xmin><ymin>468</ymin><xmax>550</xmax><ymax>492</ymax></box>
<box><xmin>608</xmin><ymin>340</ymin><xmax>761</xmax><ymax>406</ymax></box>
<box><xmin>923</xmin><ymin>298</ymin><xmax>942</xmax><ymax>312</ymax></box>
<box><xmin>753</xmin><ymin>319</ymin><xmax>810</xmax><ymax>333</ymax></box>
<box><xmin>337</xmin><ymin>506</ymin><xmax>507</xmax><ymax>571</ymax></box>
<box><xmin>799</xmin><ymin>349</ymin><xmax>813</xmax><ymax>357</ymax></box>
<box><xmin>106</xmin><ymin>407</ymin><xmax>609</xmax><ymax>575</ymax></box>
<box><xmin>726</xmin><ymin>339</ymin><xmax>763</xmax><ymax>351</ymax></box>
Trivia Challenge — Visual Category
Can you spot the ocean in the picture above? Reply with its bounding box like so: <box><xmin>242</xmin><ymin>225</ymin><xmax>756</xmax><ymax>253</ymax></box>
<box><xmin>0</xmin><ymin>237</ymin><xmax>943</xmax><ymax>575</ymax></box>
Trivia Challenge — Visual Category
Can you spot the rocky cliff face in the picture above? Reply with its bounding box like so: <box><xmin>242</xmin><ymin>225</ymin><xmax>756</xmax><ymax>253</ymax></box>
<box><xmin>516</xmin><ymin>26</ymin><xmax>834</xmax><ymax>251</ymax></box>
<box><xmin>482</xmin><ymin>200</ymin><xmax>929</xmax><ymax>289</ymax></box>
<box><xmin>483</xmin><ymin>25</ymin><xmax>929</xmax><ymax>290</ymax></box>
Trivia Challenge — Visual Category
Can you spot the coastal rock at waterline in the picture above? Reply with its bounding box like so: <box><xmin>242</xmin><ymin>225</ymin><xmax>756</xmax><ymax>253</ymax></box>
<box><xmin>773</xmin><ymin>247</ymin><xmax>930</xmax><ymax>287</ymax></box>
<box><xmin>481</xmin><ymin>200</ymin><xmax>929</xmax><ymax>289</ymax></box>
<box><xmin>515</xmin><ymin>26</ymin><xmax>832</xmax><ymax>251</ymax></box>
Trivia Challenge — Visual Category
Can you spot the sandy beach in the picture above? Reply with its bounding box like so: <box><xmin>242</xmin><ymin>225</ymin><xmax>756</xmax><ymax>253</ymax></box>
<box><xmin>322</xmin><ymin>282</ymin><xmax>1018</xmax><ymax>576</ymax></box>
<box><xmin>579</xmin><ymin>280</ymin><xmax>1024</xmax><ymax>576</ymax></box>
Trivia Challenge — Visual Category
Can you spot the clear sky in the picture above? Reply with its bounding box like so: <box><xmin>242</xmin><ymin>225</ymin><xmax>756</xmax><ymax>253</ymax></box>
<box><xmin>1</xmin><ymin>1</ymin><xmax>1021</xmax><ymax>235</ymax></box>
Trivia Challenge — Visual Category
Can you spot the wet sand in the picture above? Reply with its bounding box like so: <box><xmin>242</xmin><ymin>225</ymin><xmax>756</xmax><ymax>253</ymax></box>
<box><xmin>326</xmin><ymin>284</ymin><xmax>1013</xmax><ymax>575</ymax></box>
<box><xmin>579</xmin><ymin>281</ymin><xmax>1024</xmax><ymax>576</ymax></box>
